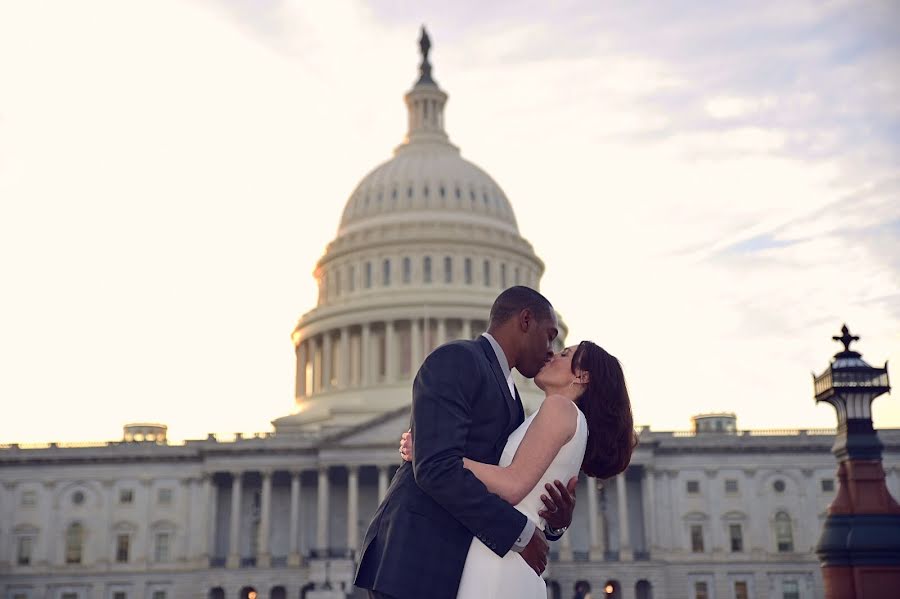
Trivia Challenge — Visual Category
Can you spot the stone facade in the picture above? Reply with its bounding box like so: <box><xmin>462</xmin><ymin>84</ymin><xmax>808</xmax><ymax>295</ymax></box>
<box><xmin>2</xmin><ymin>423</ymin><xmax>899</xmax><ymax>599</ymax></box>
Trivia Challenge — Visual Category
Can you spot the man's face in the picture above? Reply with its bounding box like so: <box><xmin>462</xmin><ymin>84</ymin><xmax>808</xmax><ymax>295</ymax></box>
<box><xmin>518</xmin><ymin>309</ymin><xmax>559</xmax><ymax>378</ymax></box>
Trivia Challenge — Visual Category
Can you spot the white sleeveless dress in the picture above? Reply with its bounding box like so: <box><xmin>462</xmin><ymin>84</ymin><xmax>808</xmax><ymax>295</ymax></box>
<box><xmin>455</xmin><ymin>405</ymin><xmax>588</xmax><ymax>599</ymax></box>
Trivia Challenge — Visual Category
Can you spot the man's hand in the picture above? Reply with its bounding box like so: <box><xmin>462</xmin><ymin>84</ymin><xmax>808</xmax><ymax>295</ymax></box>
<box><xmin>538</xmin><ymin>477</ymin><xmax>577</xmax><ymax>532</ymax></box>
<box><xmin>399</xmin><ymin>429</ymin><xmax>413</xmax><ymax>462</ymax></box>
<box><xmin>519</xmin><ymin>527</ymin><xmax>549</xmax><ymax>576</ymax></box>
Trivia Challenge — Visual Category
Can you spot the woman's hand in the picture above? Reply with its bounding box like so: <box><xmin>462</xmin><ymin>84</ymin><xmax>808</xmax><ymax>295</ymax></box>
<box><xmin>399</xmin><ymin>429</ymin><xmax>413</xmax><ymax>462</ymax></box>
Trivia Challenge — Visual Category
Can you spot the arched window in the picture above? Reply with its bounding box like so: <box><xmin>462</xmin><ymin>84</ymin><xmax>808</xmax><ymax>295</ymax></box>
<box><xmin>208</xmin><ymin>589</ymin><xmax>225</xmax><ymax>599</ymax></box>
<box><xmin>348</xmin><ymin>265</ymin><xmax>355</xmax><ymax>292</ymax></box>
<box><xmin>365</xmin><ymin>262</ymin><xmax>372</xmax><ymax>289</ymax></box>
<box><xmin>775</xmin><ymin>511</ymin><xmax>794</xmax><ymax>552</ymax></box>
<box><xmin>423</xmin><ymin>257</ymin><xmax>432</xmax><ymax>283</ymax></box>
<box><xmin>483</xmin><ymin>260</ymin><xmax>491</xmax><ymax>287</ymax></box>
<box><xmin>65</xmin><ymin>522</ymin><xmax>83</xmax><ymax>564</ymax></box>
<box><xmin>444</xmin><ymin>256</ymin><xmax>453</xmax><ymax>283</ymax></box>
<box><xmin>635</xmin><ymin>579</ymin><xmax>653</xmax><ymax>599</ymax></box>
<box><xmin>402</xmin><ymin>257</ymin><xmax>411</xmax><ymax>284</ymax></box>
<box><xmin>382</xmin><ymin>259</ymin><xmax>391</xmax><ymax>286</ymax></box>
<box><xmin>464</xmin><ymin>258</ymin><xmax>473</xmax><ymax>284</ymax></box>
<box><xmin>500</xmin><ymin>263</ymin><xmax>507</xmax><ymax>288</ymax></box>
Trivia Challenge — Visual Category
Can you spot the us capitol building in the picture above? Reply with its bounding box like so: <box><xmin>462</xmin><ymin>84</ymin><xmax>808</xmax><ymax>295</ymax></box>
<box><xmin>2</xmin><ymin>30</ymin><xmax>898</xmax><ymax>599</ymax></box>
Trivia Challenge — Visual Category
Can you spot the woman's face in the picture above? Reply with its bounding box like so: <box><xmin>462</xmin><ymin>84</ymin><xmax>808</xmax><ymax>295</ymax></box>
<box><xmin>534</xmin><ymin>345</ymin><xmax>582</xmax><ymax>391</ymax></box>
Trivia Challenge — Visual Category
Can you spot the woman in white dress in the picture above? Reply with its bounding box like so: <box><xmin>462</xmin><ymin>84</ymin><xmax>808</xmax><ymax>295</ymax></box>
<box><xmin>451</xmin><ymin>340</ymin><xmax>637</xmax><ymax>599</ymax></box>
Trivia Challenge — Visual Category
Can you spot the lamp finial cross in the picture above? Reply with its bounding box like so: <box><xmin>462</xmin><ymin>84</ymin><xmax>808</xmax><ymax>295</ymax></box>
<box><xmin>833</xmin><ymin>324</ymin><xmax>859</xmax><ymax>352</ymax></box>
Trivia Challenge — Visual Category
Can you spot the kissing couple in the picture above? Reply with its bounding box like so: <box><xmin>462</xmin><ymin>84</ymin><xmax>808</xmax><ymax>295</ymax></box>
<box><xmin>355</xmin><ymin>286</ymin><xmax>638</xmax><ymax>599</ymax></box>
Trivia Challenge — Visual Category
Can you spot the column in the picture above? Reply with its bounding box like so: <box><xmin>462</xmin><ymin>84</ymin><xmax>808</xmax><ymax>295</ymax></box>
<box><xmin>180</xmin><ymin>477</ymin><xmax>194</xmax><ymax>563</ymax></box>
<box><xmin>461</xmin><ymin>318</ymin><xmax>472</xmax><ymax>341</ymax></box>
<box><xmin>643</xmin><ymin>467</ymin><xmax>657</xmax><ymax>553</ymax></box>
<box><xmin>411</xmin><ymin>318</ymin><xmax>423</xmax><ymax>369</ymax></box>
<box><xmin>347</xmin><ymin>466</ymin><xmax>359</xmax><ymax>555</ymax></box>
<box><xmin>436</xmin><ymin>318</ymin><xmax>447</xmax><ymax>346</ymax></box>
<box><xmin>339</xmin><ymin>327</ymin><xmax>350</xmax><ymax>388</ymax></box>
<box><xmin>257</xmin><ymin>470</ymin><xmax>272</xmax><ymax>567</ymax></box>
<box><xmin>101</xmin><ymin>480</ymin><xmax>114</xmax><ymax>566</ymax></box>
<box><xmin>316</xmin><ymin>467</ymin><xmax>329</xmax><ymax>555</ymax></box>
<box><xmin>385</xmin><ymin>320</ymin><xmax>396</xmax><ymax>382</ymax></box>
<box><xmin>288</xmin><ymin>471</ymin><xmax>302</xmax><ymax>566</ymax></box>
<box><xmin>378</xmin><ymin>466</ymin><xmax>389</xmax><ymax>503</ymax></box>
<box><xmin>296</xmin><ymin>341</ymin><xmax>308</xmax><ymax>398</ymax></box>
<box><xmin>202</xmin><ymin>474</ymin><xmax>216</xmax><ymax>563</ymax></box>
<box><xmin>617</xmin><ymin>472</ymin><xmax>632</xmax><ymax>561</ymax></box>
<box><xmin>361</xmin><ymin>324</ymin><xmax>371</xmax><ymax>386</ymax></box>
<box><xmin>311</xmin><ymin>337</ymin><xmax>321</xmax><ymax>393</ymax></box>
<box><xmin>558</xmin><ymin>522</ymin><xmax>573</xmax><ymax>561</ymax></box>
<box><xmin>322</xmin><ymin>332</ymin><xmax>333</xmax><ymax>391</ymax></box>
<box><xmin>226</xmin><ymin>472</ymin><xmax>242</xmax><ymax>568</ymax></box>
<box><xmin>587</xmin><ymin>477</ymin><xmax>602</xmax><ymax>559</ymax></box>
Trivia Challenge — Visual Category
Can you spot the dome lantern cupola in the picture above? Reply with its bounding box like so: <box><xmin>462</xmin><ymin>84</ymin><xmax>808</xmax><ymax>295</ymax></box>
<box><xmin>401</xmin><ymin>26</ymin><xmax>453</xmax><ymax>150</ymax></box>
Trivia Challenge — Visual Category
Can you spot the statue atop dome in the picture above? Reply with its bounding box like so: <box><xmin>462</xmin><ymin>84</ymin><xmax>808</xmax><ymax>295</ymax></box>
<box><xmin>416</xmin><ymin>25</ymin><xmax>436</xmax><ymax>85</ymax></box>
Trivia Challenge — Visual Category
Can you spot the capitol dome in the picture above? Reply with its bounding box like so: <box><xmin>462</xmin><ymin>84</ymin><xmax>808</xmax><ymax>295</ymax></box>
<box><xmin>273</xmin><ymin>29</ymin><xmax>565</xmax><ymax>435</ymax></box>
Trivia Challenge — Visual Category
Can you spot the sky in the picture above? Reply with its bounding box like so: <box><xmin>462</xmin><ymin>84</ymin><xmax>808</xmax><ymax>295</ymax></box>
<box><xmin>0</xmin><ymin>0</ymin><xmax>898</xmax><ymax>444</ymax></box>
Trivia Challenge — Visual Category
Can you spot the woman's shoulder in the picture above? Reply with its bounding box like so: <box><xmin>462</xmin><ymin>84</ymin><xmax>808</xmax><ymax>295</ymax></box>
<box><xmin>536</xmin><ymin>395</ymin><xmax>579</xmax><ymax>438</ymax></box>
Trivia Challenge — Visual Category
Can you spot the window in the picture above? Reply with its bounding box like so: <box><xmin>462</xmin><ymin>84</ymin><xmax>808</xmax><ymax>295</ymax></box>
<box><xmin>334</xmin><ymin>269</ymin><xmax>341</xmax><ymax>296</ymax></box>
<box><xmin>119</xmin><ymin>489</ymin><xmax>134</xmax><ymax>504</ymax></box>
<box><xmin>782</xmin><ymin>580</ymin><xmax>799</xmax><ymax>599</ymax></box>
<box><xmin>729</xmin><ymin>523</ymin><xmax>743</xmax><ymax>552</ymax></box>
<box><xmin>116</xmin><ymin>533</ymin><xmax>130</xmax><ymax>563</ymax></box>
<box><xmin>500</xmin><ymin>263</ymin><xmax>507</xmax><ymax>288</ymax></box>
<box><xmin>152</xmin><ymin>592</ymin><xmax>167</xmax><ymax>599</ymax></box>
<box><xmin>514</xmin><ymin>266</ymin><xmax>520</xmax><ymax>285</ymax></box>
<box><xmin>402</xmin><ymin>257</ymin><xmax>411</xmax><ymax>284</ymax></box>
<box><xmin>71</xmin><ymin>491</ymin><xmax>85</xmax><ymax>505</ymax></box>
<box><xmin>348</xmin><ymin>265</ymin><xmax>355</xmax><ymax>292</ymax></box>
<box><xmin>62</xmin><ymin>594</ymin><xmax>77</xmax><ymax>599</ymax></box>
<box><xmin>365</xmin><ymin>262</ymin><xmax>372</xmax><ymax>288</ymax></box>
<box><xmin>775</xmin><ymin>512</ymin><xmax>794</xmax><ymax>552</ymax></box>
<box><xmin>690</xmin><ymin>525</ymin><xmax>704</xmax><ymax>552</ymax></box>
<box><xmin>694</xmin><ymin>581</ymin><xmax>709</xmax><ymax>599</ymax></box>
<box><xmin>382</xmin><ymin>259</ymin><xmax>391</xmax><ymax>286</ymax></box>
<box><xmin>686</xmin><ymin>480</ymin><xmax>700</xmax><ymax>494</ymax></box>
<box><xmin>725</xmin><ymin>479</ymin><xmax>739</xmax><ymax>494</ymax></box>
<box><xmin>821</xmin><ymin>479</ymin><xmax>834</xmax><ymax>492</ymax></box>
<box><xmin>734</xmin><ymin>581</ymin><xmax>749</xmax><ymax>599</ymax></box>
<box><xmin>773</xmin><ymin>479</ymin><xmax>786</xmax><ymax>493</ymax></box>
<box><xmin>157</xmin><ymin>488</ymin><xmax>172</xmax><ymax>505</ymax></box>
<box><xmin>21</xmin><ymin>490</ymin><xmax>37</xmax><ymax>507</ymax></box>
<box><xmin>113</xmin><ymin>593</ymin><xmax>127</xmax><ymax>599</ymax></box>
<box><xmin>464</xmin><ymin>258</ymin><xmax>472</xmax><ymax>284</ymax></box>
<box><xmin>16</xmin><ymin>535</ymin><xmax>33</xmax><ymax>565</ymax></box>
<box><xmin>154</xmin><ymin>532</ymin><xmax>171</xmax><ymax>562</ymax></box>
<box><xmin>65</xmin><ymin>523</ymin><xmax>84</xmax><ymax>564</ymax></box>
<box><xmin>14</xmin><ymin>594</ymin><xmax>29</xmax><ymax>599</ymax></box>
<box><xmin>423</xmin><ymin>257</ymin><xmax>432</xmax><ymax>283</ymax></box>
<box><xmin>483</xmin><ymin>260</ymin><xmax>491</xmax><ymax>286</ymax></box>
<box><xmin>444</xmin><ymin>256</ymin><xmax>452</xmax><ymax>283</ymax></box>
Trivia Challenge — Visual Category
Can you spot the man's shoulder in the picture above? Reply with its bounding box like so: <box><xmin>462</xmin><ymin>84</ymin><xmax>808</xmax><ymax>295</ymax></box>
<box><xmin>421</xmin><ymin>339</ymin><xmax>488</xmax><ymax>370</ymax></box>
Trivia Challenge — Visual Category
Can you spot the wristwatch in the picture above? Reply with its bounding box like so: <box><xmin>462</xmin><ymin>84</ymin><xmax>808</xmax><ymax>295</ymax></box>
<box><xmin>545</xmin><ymin>524</ymin><xmax>568</xmax><ymax>537</ymax></box>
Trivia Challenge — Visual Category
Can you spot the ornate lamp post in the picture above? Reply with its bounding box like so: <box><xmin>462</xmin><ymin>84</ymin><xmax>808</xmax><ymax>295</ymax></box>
<box><xmin>814</xmin><ymin>324</ymin><xmax>900</xmax><ymax>598</ymax></box>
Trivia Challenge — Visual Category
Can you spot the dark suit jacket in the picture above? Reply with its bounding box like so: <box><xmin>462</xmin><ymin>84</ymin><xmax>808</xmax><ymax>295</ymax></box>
<box><xmin>354</xmin><ymin>336</ymin><xmax>528</xmax><ymax>599</ymax></box>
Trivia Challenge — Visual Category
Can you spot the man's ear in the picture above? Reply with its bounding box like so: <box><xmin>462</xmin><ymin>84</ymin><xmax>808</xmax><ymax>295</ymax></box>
<box><xmin>518</xmin><ymin>308</ymin><xmax>532</xmax><ymax>332</ymax></box>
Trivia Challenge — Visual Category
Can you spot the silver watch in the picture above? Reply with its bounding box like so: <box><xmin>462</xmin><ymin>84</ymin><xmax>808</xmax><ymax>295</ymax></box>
<box><xmin>546</xmin><ymin>524</ymin><xmax>567</xmax><ymax>537</ymax></box>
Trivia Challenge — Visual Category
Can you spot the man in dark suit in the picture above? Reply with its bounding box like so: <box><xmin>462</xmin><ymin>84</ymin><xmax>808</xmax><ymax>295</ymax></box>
<box><xmin>355</xmin><ymin>286</ymin><xmax>577</xmax><ymax>599</ymax></box>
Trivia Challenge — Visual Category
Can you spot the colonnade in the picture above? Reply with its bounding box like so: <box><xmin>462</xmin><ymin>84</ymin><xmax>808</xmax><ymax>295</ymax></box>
<box><xmin>296</xmin><ymin>317</ymin><xmax>484</xmax><ymax>397</ymax></box>
<box><xmin>213</xmin><ymin>465</ymin><xmax>395</xmax><ymax>569</ymax></box>
<box><xmin>208</xmin><ymin>464</ymin><xmax>655</xmax><ymax>569</ymax></box>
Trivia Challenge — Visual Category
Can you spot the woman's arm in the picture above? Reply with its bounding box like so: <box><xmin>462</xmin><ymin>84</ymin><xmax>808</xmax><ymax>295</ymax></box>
<box><xmin>463</xmin><ymin>395</ymin><xmax>577</xmax><ymax>505</ymax></box>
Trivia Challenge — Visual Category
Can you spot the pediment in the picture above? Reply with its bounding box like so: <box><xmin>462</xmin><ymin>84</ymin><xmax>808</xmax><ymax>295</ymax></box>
<box><xmin>323</xmin><ymin>406</ymin><xmax>411</xmax><ymax>447</ymax></box>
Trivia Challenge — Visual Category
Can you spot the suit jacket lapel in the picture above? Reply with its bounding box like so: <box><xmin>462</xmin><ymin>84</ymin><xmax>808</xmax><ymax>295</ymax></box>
<box><xmin>476</xmin><ymin>336</ymin><xmax>519</xmax><ymax>427</ymax></box>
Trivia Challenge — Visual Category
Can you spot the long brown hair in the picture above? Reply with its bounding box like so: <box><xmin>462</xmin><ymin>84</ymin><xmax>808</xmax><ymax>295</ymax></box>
<box><xmin>572</xmin><ymin>341</ymin><xmax>638</xmax><ymax>479</ymax></box>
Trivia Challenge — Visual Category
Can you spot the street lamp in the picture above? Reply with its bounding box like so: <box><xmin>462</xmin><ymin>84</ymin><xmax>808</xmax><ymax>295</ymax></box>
<box><xmin>813</xmin><ymin>324</ymin><xmax>900</xmax><ymax>598</ymax></box>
